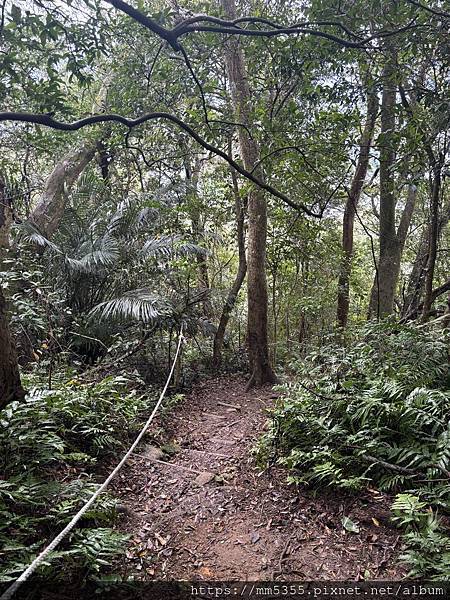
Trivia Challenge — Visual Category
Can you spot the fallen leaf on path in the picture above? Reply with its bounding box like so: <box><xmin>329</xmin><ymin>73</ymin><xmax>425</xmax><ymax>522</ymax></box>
<box><xmin>195</xmin><ymin>471</ymin><xmax>215</xmax><ymax>486</ymax></box>
<box><xmin>155</xmin><ymin>532</ymin><xmax>169</xmax><ymax>546</ymax></box>
<box><xmin>342</xmin><ymin>516</ymin><xmax>360</xmax><ymax>533</ymax></box>
<box><xmin>250</xmin><ymin>531</ymin><xmax>260</xmax><ymax>544</ymax></box>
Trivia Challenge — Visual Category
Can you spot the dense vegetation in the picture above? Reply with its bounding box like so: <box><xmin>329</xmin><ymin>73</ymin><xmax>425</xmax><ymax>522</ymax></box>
<box><xmin>0</xmin><ymin>375</ymin><xmax>138</xmax><ymax>585</ymax></box>
<box><xmin>258</xmin><ymin>321</ymin><xmax>450</xmax><ymax>578</ymax></box>
<box><xmin>0</xmin><ymin>0</ymin><xmax>449</xmax><ymax>589</ymax></box>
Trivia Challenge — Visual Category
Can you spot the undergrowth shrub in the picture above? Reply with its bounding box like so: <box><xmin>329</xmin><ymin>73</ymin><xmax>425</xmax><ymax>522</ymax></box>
<box><xmin>257</xmin><ymin>320</ymin><xmax>450</xmax><ymax>579</ymax></box>
<box><xmin>0</xmin><ymin>375</ymin><xmax>154</xmax><ymax>585</ymax></box>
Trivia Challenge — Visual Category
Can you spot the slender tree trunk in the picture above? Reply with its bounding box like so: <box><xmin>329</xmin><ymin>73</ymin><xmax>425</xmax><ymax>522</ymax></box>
<box><xmin>402</xmin><ymin>225</ymin><xmax>429</xmax><ymax>318</ymax></box>
<box><xmin>337</xmin><ymin>90</ymin><xmax>378</xmax><ymax>328</ymax></box>
<box><xmin>0</xmin><ymin>284</ymin><xmax>25</xmax><ymax>410</ymax></box>
<box><xmin>212</xmin><ymin>166</ymin><xmax>247</xmax><ymax>367</ymax></box>
<box><xmin>298</xmin><ymin>312</ymin><xmax>307</xmax><ymax>346</ymax></box>
<box><xmin>221</xmin><ymin>0</ymin><xmax>277</xmax><ymax>387</ymax></box>
<box><xmin>373</xmin><ymin>43</ymin><xmax>398</xmax><ymax>318</ymax></box>
<box><xmin>285</xmin><ymin>308</ymin><xmax>290</xmax><ymax>354</ymax></box>
<box><xmin>0</xmin><ymin>175</ymin><xmax>25</xmax><ymax>409</ymax></box>
<box><xmin>271</xmin><ymin>267</ymin><xmax>277</xmax><ymax>365</ymax></box>
<box><xmin>394</xmin><ymin>57</ymin><xmax>442</xmax><ymax>321</ymax></box>
<box><xmin>0</xmin><ymin>177</ymin><xmax>13</xmax><ymax>254</ymax></box>
<box><xmin>421</xmin><ymin>164</ymin><xmax>442</xmax><ymax>321</ymax></box>
<box><xmin>184</xmin><ymin>153</ymin><xmax>211</xmax><ymax>315</ymax></box>
<box><xmin>402</xmin><ymin>194</ymin><xmax>450</xmax><ymax>318</ymax></box>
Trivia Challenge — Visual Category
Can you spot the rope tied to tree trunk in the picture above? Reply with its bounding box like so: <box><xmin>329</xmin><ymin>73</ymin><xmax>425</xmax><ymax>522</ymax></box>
<box><xmin>0</xmin><ymin>326</ymin><xmax>185</xmax><ymax>600</ymax></box>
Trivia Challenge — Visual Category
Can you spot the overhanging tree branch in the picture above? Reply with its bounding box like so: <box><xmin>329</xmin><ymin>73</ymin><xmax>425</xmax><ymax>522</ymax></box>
<box><xmin>104</xmin><ymin>0</ymin><xmax>419</xmax><ymax>50</ymax></box>
<box><xmin>0</xmin><ymin>111</ymin><xmax>321</xmax><ymax>217</ymax></box>
<box><xmin>404</xmin><ymin>0</ymin><xmax>450</xmax><ymax>18</ymax></box>
<box><xmin>2</xmin><ymin>0</ymin><xmax>426</xmax><ymax>222</ymax></box>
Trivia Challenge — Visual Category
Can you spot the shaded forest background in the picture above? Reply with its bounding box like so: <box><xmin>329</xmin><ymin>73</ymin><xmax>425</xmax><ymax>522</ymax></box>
<box><xmin>0</xmin><ymin>0</ymin><xmax>449</xmax><ymax>589</ymax></box>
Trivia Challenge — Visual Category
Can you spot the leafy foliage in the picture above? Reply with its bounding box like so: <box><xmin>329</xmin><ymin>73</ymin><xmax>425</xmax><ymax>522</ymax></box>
<box><xmin>0</xmin><ymin>375</ymin><xmax>155</xmax><ymax>584</ymax></box>
<box><xmin>12</xmin><ymin>173</ymin><xmax>209</xmax><ymax>361</ymax></box>
<box><xmin>257</xmin><ymin>321</ymin><xmax>450</xmax><ymax>579</ymax></box>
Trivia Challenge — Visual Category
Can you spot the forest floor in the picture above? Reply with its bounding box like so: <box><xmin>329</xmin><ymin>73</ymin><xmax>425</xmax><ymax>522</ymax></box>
<box><xmin>113</xmin><ymin>375</ymin><xmax>406</xmax><ymax>581</ymax></box>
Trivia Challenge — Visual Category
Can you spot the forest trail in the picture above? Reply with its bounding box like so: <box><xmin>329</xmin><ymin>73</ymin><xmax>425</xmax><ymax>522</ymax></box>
<box><xmin>114</xmin><ymin>376</ymin><xmax>405</xmax><ymax>580</ymax></box>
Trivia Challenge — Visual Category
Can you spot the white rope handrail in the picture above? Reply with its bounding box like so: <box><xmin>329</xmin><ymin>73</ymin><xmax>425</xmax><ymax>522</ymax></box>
<box><xmin>1</xmin><ymin>326</ymin><xmax>184</xmax><ymax>600</ymax></box>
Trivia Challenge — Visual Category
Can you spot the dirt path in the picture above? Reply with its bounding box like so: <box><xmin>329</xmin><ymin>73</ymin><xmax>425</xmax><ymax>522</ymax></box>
<box><xmin>115</xmin><ymin>375</ymin><xmax>405</xmax><ymax>580</ymax></box>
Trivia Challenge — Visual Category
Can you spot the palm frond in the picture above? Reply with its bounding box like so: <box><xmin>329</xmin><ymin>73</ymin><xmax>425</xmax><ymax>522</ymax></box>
<box><xmin>16</xmin><ymin>222</ymin><xmax>62</xmax><ymax>253</ymax></box>
<box><xmin>89</xmin><ymin>288</ymin><xmax>172</xmax><ymax>323</ymax></box>
<box><xmin>140</xmin><ymin>235</ymin><xmax>179</xmax><ymax>258</ymax></box>
<box><xmin>106</xmin><ymin>195</ymin><xmax>161</xmax><ymax>238</ymax></box>
<box><xmin>64</xmin><ymin>234</ymin><xmax>120</xmax><ymax>273</ymax></box>
<box><xmin>134</xmin><ymin>207</ymin><xmax>160</xmax><ymax>231</ymax></box>
<box><xmin>141</xmin><ymin>235</ymin><xmax>207</xmax><ymax>259</ymax></box>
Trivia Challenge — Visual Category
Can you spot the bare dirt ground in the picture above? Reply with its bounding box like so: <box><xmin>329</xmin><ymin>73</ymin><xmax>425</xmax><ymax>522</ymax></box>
<box><xmin>114</xmin><ymin>375</ymin><xmax>405</xmax><ymax>581</ymax></box>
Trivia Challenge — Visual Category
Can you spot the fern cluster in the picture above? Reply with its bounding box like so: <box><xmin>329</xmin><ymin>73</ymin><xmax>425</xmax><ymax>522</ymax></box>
<box><xmin>0</xmin><ymin>375</ymin><xmax>152</xmax><ymax>585</ymax></box>
<box><xmin>258</xmin><ymin>320</ymin><xmax>450</xmax><ymax>579</ymax></box>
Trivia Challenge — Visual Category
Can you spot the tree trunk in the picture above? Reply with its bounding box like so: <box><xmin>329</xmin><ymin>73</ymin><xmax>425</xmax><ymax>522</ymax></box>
<box><xmin>0</xmin><ymin>176</ymin><xmax>13</xmax><ymax>254</ymax></box>
<box><xmin>402</xmin><ymin>225</ymin><xmax>429</xmax><ymax>318</ymax></box>
<box><xmin>372</xmin><ymin>44</ymin><xmax>399</xmax><ymax>318</ymax></box>
<box><xmin>221</xmin><ymin>0</ymin><xmax>277</xmax><ymax>387</ymax></box>
<box><xmin>392</xmin><ymin>57</ymin><xmax>442</xmax><ymax>321</ymax></box>
<box><xmin>336</xmin><ymin>89</ymin><xmax>378</xmax><ymax>328</ymax></box>
<box><xmin>368</xmin><ymin>182</ymin><xmax>418</xmax><ymax>317</ymax></box>
<box><xmin>27</xmin><ymin>140</ymin><xmax>98</xmax><ymax>239</ymax></box>
<box><xmin>421</xmin><ymin>164</ymin><xmax>442</xmax><ymax>321</ymax></box>
<box><xmin>0</xmin><ymin>284</ymin><xmax>25</xmax><ymax>410</ymax></box>
<box><xmin>402</xmin><ymin>194</ymin><xmax>450</xmax><ymax>319</ymax></box>
<box><xmin>0</xmin><ymin>175</ymin><xmax>25</xmax><ymax>409</ymax></box>
<box><xmin>212</xmin><ymin>165</ymin><xmax>247</xmax><ymax>367</ymax></box>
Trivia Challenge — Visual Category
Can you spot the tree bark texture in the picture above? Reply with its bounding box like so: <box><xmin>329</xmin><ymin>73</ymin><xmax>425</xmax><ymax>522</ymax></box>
<box><xmin>221</xmin><ymin>0</ymin><xmax>277</xmax><ymax>387</ymax></box>
<box><xmin>27</xmin><ymin>140</ymin><xmax>97</xmax><ymax>239</ymax></box>
<box><xmin>402</xmin><ymin>194</ymin><xmax>450</xmax><ymax>319</ymax></box>
<box><xmin>368</xmin><ymin>182</ymin><xmax>418</xmax><ymax>317</ymax></box>
<box><xmin>373</xmin><ymin>44</ymin><xmax>399</xmax><ymax>318</ymax></box>
<box><xmin>421</xmin><ymin>164</ymin><xmax>443</xmax><ymax>321</ymax></box>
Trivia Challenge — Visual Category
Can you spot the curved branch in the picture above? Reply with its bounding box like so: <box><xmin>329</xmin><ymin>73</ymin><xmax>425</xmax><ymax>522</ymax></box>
<box><xmin>105</xmin><ymin>0</ymin><xmax>182</xmax><ymax>49</ymax></box>
<box><xmin>176</xmin><ymin>16</ymin><xmax>365</xmax><ymax>41</ymax></box>
<box><xmin>179</xmin><ymin>20</ymin><xmax>419</xmax><ymax>46</ymax></box>
<box><xmin>404</xmin><ymin>0</ymin><xmax>450</xmax><ymax>18</ymax></box>
<box><xmin>0</xmin><ymin>110</ymin><xmax>321</xmax><ymax>217</ymax></box>
<box><xmin>105</xmin><ymin>0</ymin><xmax>419</xmax><ymax>50</ymax></box>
